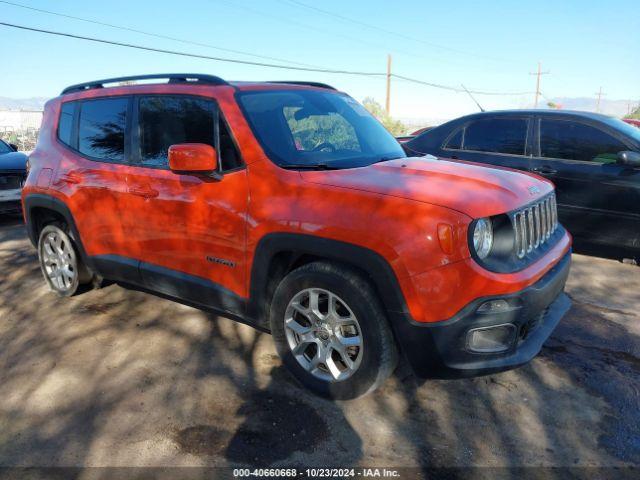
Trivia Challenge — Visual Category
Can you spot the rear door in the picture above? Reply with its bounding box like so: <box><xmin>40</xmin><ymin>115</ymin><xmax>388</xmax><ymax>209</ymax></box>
<box><xmin>440</xmin><ymin>115</ymin><xmax>534</xmax><ymax>172</ymax></box>
<box><xmin>58</xmin><ymin>96</ymin><xmax>141</xmax><ymax>280</ymax></box>
<box><xmin>531</xmin><ymin>115</ymin><xmax>640</xmax><ymax>251</ymax></box>
<box><xmin>122</xmin><ymin>94</ymin><xmax>249</xmax><ymax>307</ymax></box>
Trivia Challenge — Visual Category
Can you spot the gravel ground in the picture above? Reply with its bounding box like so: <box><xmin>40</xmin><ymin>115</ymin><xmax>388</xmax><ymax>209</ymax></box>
<box><xmin>0</xmin><ymin>216</ymin><xmax>638</xmax><ymax>472</ymax></box>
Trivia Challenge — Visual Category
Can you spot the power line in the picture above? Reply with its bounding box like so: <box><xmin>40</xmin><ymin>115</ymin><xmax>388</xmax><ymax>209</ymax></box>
<box><xmin>0</xmin><ymin>0</ymin><xmax>322</xmax><ymax>68</ymax></box>
<box><xmin>213</xmin><ymin>0</ymin><xmax>431</xmax><ymax>63</ymax></box>
<box><xmin>0</xmin><ymin>21</ymin><xmax>534</xmax><ymax>96</ymax></box>
<box><xmin>0</xmin><ymin>21</ymin><xmax>383</xmax><ymax>76</ymax></box>
<box><xmin>393</xmin><ymin>74</ymin><xmax>533</xmax><ymax>96</ymax></box>
<box><xmin>279</xmin><ymin>0</ymin><xmax>518</xmax><ymax>64</ymax></box>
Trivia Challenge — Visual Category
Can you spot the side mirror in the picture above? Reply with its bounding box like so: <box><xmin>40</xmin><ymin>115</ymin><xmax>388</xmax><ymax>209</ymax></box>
<box><xmin>617</xmin><ymin>151</ymin><xmax>640</xmax><ymax>168</ymax></box>
<box><xmin>9</xmin><ymin>143</ymin><xmax>18</xmax><ymax>151</ymax></box>
<box><xmin>168</xmin><ymin>143</ymin><xmax>221</xmax><ymax>179</ymax></box>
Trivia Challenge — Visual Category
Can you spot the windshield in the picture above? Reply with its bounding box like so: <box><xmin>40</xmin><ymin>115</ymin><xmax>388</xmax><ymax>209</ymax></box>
<box><xmin>238</xmin><ymin>89</ymin><xmax>406</xmax><ymax>168</ymax></box>
<box><xmin>604</xmin><ymin>117</ymin><xmax>640</xmax><ymax>146</ymax></box>
<box><xmin>0</xmin><ymin>141</ymin><xmax>12</xmax><ymax>154</ymax></box>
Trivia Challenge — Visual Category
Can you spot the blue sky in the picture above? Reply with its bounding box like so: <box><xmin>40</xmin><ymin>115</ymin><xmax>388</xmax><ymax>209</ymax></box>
<box><xmin>2</xmin><ymin>0</ymin><xmax>638</xmax><ymax>120</ymax></box>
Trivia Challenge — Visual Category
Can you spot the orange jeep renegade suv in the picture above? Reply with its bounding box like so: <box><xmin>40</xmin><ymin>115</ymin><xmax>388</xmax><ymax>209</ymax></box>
<box><xmin>23</xmin><ymin>74</ymin><xmax>572</xmax><ymax>398</ymax></box>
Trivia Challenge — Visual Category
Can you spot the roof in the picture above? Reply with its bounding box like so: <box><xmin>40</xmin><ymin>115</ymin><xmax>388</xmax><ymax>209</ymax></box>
<box><xmin>61</xmin><ymin>74</ymin><xmax>336</xmax><ymax>95</ymax></box>
<box><xmin>456</xmin><ymin>109</ymin><xmax>614</xmax><ymax>121</ymax></box>
<box><xmin>230</xmin><ymin>81</ymin><xmax>337</xmax><ymax>91</ymax></box>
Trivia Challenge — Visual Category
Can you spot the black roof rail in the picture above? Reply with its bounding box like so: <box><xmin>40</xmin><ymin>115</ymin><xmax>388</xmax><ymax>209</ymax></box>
<box><xmin>61</xmin><ymin>73</ymin><xmax>228</xmax><ymax>95</ymax></box>
<box><xmin>268</xmin><ymin>81</ymin><xmax>336</xmax><ymax>90</ymax></box>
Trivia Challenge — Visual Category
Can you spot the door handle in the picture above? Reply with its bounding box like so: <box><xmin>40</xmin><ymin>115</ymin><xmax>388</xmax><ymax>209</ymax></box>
<box><xmin>129</xmin><ymin>186</ymin><xmax>159</xmax><ymax>199</ymax></box>
<box><xmin>531</xmin><ymin>166</ymin><xmax>557</xmax><ymax>175</ymax></box>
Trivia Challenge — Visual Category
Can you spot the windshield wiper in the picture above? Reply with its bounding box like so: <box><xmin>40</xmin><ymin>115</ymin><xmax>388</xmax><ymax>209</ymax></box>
<box><xmin>280</xmin><ymin>163</ymin><xmax>340</xmax><ymax>170</ymax></box>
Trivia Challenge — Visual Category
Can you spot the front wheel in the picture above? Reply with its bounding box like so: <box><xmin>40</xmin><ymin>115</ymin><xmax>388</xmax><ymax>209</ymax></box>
<box><xmin>270</xmin><ymin>261</ymin><xmax>398</xmax><ymax>399</ymax></box>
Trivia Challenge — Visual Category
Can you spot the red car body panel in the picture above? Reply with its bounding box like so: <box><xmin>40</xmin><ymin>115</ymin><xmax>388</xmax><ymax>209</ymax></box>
<box><xmin>24</xmin><ymin>82</ymin><xmax>571</xmax><ymax>325</ymax></box>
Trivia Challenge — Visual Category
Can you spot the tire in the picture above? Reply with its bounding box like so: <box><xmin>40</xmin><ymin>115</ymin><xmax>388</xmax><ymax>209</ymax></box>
<box><xmin>270</xmin><ymin>261</ymin><xmax>398</xmax><ymax>399</ymax></box>
<box><xmin>37</xmin><ymin>223</ymin><xmax>92</xmax><ymax>297</ymax></box>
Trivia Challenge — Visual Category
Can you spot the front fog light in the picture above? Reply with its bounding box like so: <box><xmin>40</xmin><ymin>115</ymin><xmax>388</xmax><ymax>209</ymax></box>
<box><xmin>477</xmin><ymin>299</ymin><xmax>511</xmax><ymax>314</ymax></box>
<box><xmin>467</xmin><ymin>323</ymin><xmax>517</xmax><ymax>353</ymax></box>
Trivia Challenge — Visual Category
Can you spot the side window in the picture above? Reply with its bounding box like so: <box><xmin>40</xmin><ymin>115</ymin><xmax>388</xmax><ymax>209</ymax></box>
<box><xmin>540</xmin><ymin>120</ymin><xmax>627</xmax><ymax>163</ymax></box>
<box><xmin>444</xmin><ymin>128</ymin><xmax>463</xmax><ymax>150</ymax></box>
<box><xmin>139</xmin><ymin>96</ymin><xmax>215</xmax><ymax>168</ymax></box>
<box><xmin>58</xmin><ymin>101</ymin><xmax>76</xmax><ymax>147</ymax></box>
<box><xmin>78</xmin><ymin>98</ymin><xmax>128</xmax><ymax>162</ymax></box>
<box><xmin>218</xmin><ymin>115</ymin><xmax>242</xmax><ymax>171</ymax></box>
<box><xmin>463</xmin><ymin>118</ymin><xmax>528</xmax><ymax>155</ymax></box>
<box><xmin>283</xmin><ymin>106</ymin><xmax>361</xmax><ymax>152</ymax></box>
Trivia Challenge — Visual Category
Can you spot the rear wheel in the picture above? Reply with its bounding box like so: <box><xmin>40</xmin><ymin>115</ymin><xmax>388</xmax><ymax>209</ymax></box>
<box><xmin>270</xmin><ymin>261</ymin><xmax>398</xmax><ymax>399</ymax></box>
<box><xmin>38</xmin><ymin>224</ymin><xmax>91</xmax><ymax>297</ymax></box>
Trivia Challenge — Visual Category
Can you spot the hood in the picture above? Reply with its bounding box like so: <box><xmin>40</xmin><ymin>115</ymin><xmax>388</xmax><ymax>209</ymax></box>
<box><xmin>301</xmin><ymin>156</ymin><xmax>554</xmax><ymax>218</ymax></box>
<box><xmin>0</xmin><ymin>151</ymin><xmax>28</xmax><ymax>171</ymax></box>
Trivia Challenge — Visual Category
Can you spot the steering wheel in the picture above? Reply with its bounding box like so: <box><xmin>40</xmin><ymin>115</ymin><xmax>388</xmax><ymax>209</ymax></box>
<box><xmin>312</xmin><ymin>141</ymin><xmax>336</xmax><ymax>153</ymax></box>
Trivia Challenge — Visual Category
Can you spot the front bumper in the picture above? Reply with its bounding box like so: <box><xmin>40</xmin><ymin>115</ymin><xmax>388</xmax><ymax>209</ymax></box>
<box><xmin>393</xmin><ymin>251</ymin><xmax>572</xmax><ymax>378</ymax></box>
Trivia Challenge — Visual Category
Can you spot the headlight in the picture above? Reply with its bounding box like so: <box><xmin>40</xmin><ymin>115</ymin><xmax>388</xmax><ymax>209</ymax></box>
<box><xmin>472</xmin><ymin>218</ymin><xmax>493</xmax><ymax>259</ymax></box>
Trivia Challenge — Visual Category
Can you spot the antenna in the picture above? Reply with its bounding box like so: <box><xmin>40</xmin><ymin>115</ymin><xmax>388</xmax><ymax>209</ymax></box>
<box><xmin>461</xmin><ymin>84</ymin><xmax>485</xmax><ymax>112</ymax></box>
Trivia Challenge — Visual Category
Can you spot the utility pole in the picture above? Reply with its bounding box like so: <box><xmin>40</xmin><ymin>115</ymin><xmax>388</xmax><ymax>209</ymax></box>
<box><xmin>595</xmin><ymin>87</ymin><xmax>606</xmax><ymax>113</ymax></box>
<box><xmin>529</xmin><ymin>62</ymin><xmax>550</xmax><ymax>108</ymax></box>
<box><xmin>385</xmin><ymin>54</ymin><xmax>392</xmax><ymax>115</ymax></box>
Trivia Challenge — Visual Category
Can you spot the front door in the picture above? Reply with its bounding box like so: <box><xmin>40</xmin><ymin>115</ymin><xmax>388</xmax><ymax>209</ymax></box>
<box><xmin>122</xmin><ymin>94</ymin><xmax>248</xmax><ymax>309</ymax></box>
<box><xmin>530</xmin><ymin>116</ymin><xmax>640</xmax><ymax>253</ymax></box>
<box><xmin>440</xmin><ymin>115</ymin><xmax>534</xmax><ymax>172</ymax></box>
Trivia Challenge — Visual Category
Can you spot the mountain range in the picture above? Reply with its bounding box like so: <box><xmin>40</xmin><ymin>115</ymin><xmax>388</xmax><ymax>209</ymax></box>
<box><xmin>0</xmin><ymin>97</ymin><xmax>49</xmax><ymax>111</ymax></box>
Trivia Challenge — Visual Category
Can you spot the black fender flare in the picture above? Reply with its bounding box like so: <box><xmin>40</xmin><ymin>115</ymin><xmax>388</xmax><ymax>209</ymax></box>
<box><xmin>23</xmin><ymin>193</ymin><xmax>95</xmax><ymax>270</ymax></box>
<box><xmin>248</xmin><ymin>233</ymin><xmax>410</xmax><ymax>326</ymax></box>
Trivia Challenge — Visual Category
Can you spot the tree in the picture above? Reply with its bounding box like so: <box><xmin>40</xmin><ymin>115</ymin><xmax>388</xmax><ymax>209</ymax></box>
<box><xmin>625</xmin><ymin>105</ymin><xmax>640</xmax><ymax>120</ymax></box>
<box><xmin>362</xmin><ymin>97</ymin><xmax>408</xmax><ymax>136</ymax></box>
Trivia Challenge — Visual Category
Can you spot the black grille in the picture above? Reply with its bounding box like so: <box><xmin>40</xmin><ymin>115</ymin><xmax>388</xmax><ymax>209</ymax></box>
<box><xmin>0</xmin><ymin>174</ymin><xmax>24</xmax><ymax>191</ymax></box>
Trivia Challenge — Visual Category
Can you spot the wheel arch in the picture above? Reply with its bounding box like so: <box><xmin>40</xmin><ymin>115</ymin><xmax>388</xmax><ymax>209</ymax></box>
<box><xmin>248</xmin><ymin>233</ymin><xmax>409</xmax><ymax>329</ymax></box>
<box><xmin>23</xmin><ymin>193</ymin><xmax>94</xmax><ymax>270</ymax></box>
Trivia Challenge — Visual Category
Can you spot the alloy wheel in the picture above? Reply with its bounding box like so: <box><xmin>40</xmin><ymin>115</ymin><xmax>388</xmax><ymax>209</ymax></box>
<box><xmin>41</xmin><ymin>230</ymin><xmax>77</xmax><ymax>292</ymax></box>
<box><xmin>284</xmin><ymin>288</ymin><xmax>364</xmax><ymax>382</ymax></box>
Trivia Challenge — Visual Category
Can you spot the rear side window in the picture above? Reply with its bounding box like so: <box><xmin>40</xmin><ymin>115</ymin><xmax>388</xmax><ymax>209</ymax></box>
<box><xmin>444</xmin><ymin>128</ymin><xmax>463</xmax><ymax>150</ymax></box>
<box><xmin>78</xmin><ymin>98</ymin><xmax>128</xmax><ymax>162</ymax></box>
<box><xmin>138</xmin><ymin>96</ymin><xmax>216</xmax><ymax>168</ymax></box>
<box><xmin>463</xmin><ymin>118</ymin><xmax>528</xmax><ymax>155</ymax></box>
<box><xmin>540</xmin><ymin>119</ymin><xmax>627</xmax><ymax>163</ymax></box>
<box><xmin>58</xmin><ymin>102</ymin><xmax>75</xmax><ymax>146</ymax></box>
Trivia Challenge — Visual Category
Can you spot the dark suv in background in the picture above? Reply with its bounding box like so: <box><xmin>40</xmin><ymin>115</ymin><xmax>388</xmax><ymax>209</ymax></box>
<box><xmin>0</xmin><ymin>139</ymin><xmax>28</xmax><ymax>215</ymax></box>
<box><xmin>405</xmin><ymin>110</ymin><xmax>640</xmax><ymax>262</ymax></box>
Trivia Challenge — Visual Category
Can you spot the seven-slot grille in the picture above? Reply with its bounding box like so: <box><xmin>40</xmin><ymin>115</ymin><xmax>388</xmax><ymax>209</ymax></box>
<box><xmin>511</xmin><ymin>193</ymin><xmax>558</xmax><ymax>259</ymax></box>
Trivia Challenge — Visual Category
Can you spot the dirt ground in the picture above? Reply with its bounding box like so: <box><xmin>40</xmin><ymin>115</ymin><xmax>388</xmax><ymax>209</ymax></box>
<box><xmin>0</xmin><ymin>216</ymin><xmax>638</xmax><ymax>471</ymax></box>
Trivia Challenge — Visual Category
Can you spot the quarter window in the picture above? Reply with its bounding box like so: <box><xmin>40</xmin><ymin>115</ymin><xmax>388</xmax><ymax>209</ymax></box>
<box><xmin>463</xmin><ymin>118</ymin><xmax>528</xmax><ymax>155</ymax></box>
<box><xmin>78</xmin><ymin>98</ymin><xmax>128</xmax><ymax>161</ymax></box>
<box><xmin>139</xmin><ymin>96</ymin><xmax>216</xmax><ymax>168</ymax></box>
<box><xmin>540</xmin><ymin>120</ymin><xmax>627</xmax><ymax>163</ymax></box>
<box><xmin>58</xmin><ymin>101</ymin><xmax>75</xmax><ymax>147</ymax></box>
